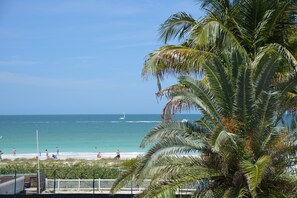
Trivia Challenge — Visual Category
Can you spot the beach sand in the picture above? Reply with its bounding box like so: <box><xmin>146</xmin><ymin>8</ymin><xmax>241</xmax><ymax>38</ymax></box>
<box><xmin>1</xmin><ymin>152</ymin><xmax>144</xmax><ymax>161</ymax></box>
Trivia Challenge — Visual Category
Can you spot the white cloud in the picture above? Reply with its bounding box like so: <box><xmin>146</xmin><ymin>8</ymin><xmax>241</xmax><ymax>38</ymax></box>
<box><xmin>0</xmin><ymin>60</ymin><xmax>40</xmax><ymax>66</ymax></box>
<box><xmin>40</xmin><ymin>0</ymin><xmax>145</xmax><ymax>17</ymax></box>
<box><xmin>0</xmin><ymin>71</ymin><xmax>144</xmax><ymax>90</ymax></box>
<box><xmin>71</xmin><ymin>56</ymin><xmax>94</xmax><ymax>61</ymax></box>
<box><xmin>110</xmin><ymin>41</ymin><xmax>157</xmax><ymax>49</ymax></box>
<box><xmin>0</xmin><ymin>72</ymin><xmax>102</xmax><ymax>90</ymax></box>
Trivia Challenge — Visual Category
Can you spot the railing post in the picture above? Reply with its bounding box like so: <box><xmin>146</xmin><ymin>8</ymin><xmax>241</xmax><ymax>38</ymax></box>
<box><xmin>53</xmin><ymin>169</ymin><xmax>56</xmax><ymax>198</ymax></box>
<box><xmin>131</xmin><ymin>180</ymin><xmax>133</xmax><ymax>198</ymax></box>
<box><xmin>176</xmin><ymin>187</ymin><xmax>178</xmax><ymax>196</ymax></box>
<box><xmin>78</xmin><ymin>178</ymin><xmax>80</xmax><ymax>190</ymax></box>
<box><xmin>98</xmin><ymin>178</ymin><xmax>101</xmax><ymax>191</ymax></box>
<box><xmin>58</xmin><ymin>179</ymin><xmax>60</xmax><ymax>193</ymax></box>
<box><xmin>14</xmin><ymin>169</ymin><xmax>17</xmax><ymax>198</ymax></box>
<box><xmin>93</xmin><ymin>169</ymin><xmax>95</xmax><ymax>198</ymax></box>
<box><xmin>45</xmin><ymin>178</ymin><xmax>48</xmax><ymax>190</ymax></box>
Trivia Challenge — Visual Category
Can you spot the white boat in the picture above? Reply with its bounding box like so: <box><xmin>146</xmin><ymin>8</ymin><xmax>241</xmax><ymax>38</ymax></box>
<box><xmin>181</xmin><ymin>119</ymin><xmax>188</xmax><ymax>123</ymax></box>
<box><xmin>119</xmin><ymin>112</ymin><xmax>125</xmax><ymax>120</ymax></box>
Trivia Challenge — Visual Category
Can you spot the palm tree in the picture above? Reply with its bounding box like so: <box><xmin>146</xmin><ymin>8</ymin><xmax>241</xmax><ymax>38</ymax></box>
<box><xmin>142</xmin><ymin>0</ymin><xmax>297</xmax><ymax>93</ymax></box>
<box><xmin>110</xmin><ymin>1</ymin><xmax>297</xmax><ymax>197</ymax></box>
<box><xmin>112</xmin><ymin>43</ymin><xmax>297</xmax><ymax>197</ymax></box>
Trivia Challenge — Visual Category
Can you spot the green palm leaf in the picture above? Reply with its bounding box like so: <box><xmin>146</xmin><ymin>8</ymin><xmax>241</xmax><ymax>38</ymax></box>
<box><xmin>192</xmin><ymin>20</ymin><xmax>247</xmax><ymax>56</ymax></box>
<box><xmin>252</xmin><ymin>50</ymin><xmax>281</xmax><ymax>97</ymax></box>
<box><xmin>162</xmin><ymin>76</ymin><xmax>222</xmax><ymax>123</ymax></box>
<box><xmin>234</xmin><ymin>66</ymin><xmax>254</xmax><ymax>133</ymax></box>
<box><xmin>142</xmin><ymin>46</ymin><xmax>214</xmax><ymax>78</ymax></box>
<box><xmin>140</xmin><ymin>121</ymin><xmax>209</xmax><ymax>148</ymax></box>
<box><xmin>159</xmin><ymin>12</ymin><xmax>198</xmax><ymax>43</ymax></box>
<box><xmin>212</xmin><ymin>130</ymin><xmax>238</xmax><ymax>153</ymax></box>
<box><xmin>241</xmin><ymin>155</ymin><xmax>271</xmax><ymax>198</ymax></box>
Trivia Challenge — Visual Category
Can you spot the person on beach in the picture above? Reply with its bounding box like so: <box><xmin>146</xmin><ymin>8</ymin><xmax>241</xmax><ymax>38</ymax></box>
<box><xmin>45</xmin><ymin>149</ymin><xmax>49</xmax><ymax>159</ymax></box>
<box><xmin>0</xmin><ymin>150</ymin><xmax>3</xmax><ymax>160</ymax></box>
<box><xmin>115</xmin><ymin>149</ymin><xmax>120</xmax><ymax>159</ymax></box>
<box><xmin>97</xmin><ymin>152</ymin><xmax>101</xmax><ymax>158</ymax></box>
<box><xmin>56</xmin><ymin>147</ymin><xmax>59</xmax><ymax>156</ymax></box>
<box><xmin>13</xmin><ymin>148</ymin><xmax>16</xmax><ymax>156</ymax></box>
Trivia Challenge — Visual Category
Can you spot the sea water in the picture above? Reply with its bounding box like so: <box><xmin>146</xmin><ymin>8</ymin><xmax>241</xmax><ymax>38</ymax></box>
<box><xmin>0</xmin><ymin>114</ymin><xmax>199</xmax><ymax>154</ymax></box>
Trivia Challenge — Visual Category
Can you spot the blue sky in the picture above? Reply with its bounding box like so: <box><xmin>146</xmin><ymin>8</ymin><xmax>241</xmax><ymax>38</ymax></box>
<box><xmin>0</xmin><ymin>0</ymin><xmax>203</xmax><ymax>115</ymax></box>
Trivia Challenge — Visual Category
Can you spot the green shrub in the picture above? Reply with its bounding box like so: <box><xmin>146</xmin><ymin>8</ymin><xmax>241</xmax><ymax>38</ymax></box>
<box><xmin>0</xmin><ymin>158</ymin><xmax>126</xmax><ymax>179</ymax></box>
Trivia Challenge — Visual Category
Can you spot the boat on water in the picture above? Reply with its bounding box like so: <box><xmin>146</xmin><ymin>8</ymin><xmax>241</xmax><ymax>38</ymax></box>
<box><xmin>119</xmin><ymin>112</ymin><xmax>125</xmax><ymax>120</ymax></box>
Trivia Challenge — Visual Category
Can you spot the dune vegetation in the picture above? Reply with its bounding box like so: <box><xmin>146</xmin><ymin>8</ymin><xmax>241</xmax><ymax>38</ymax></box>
<box><xmin>0</xmin><ymin>158</ymin><xmax>138</xmax><ymax>179</ymax></box>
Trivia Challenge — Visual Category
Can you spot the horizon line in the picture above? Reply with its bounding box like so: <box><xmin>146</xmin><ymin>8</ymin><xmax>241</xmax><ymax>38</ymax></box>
<box><xmin>0</xmin><ymin>113</ymin><xmax>199</xmax><ymax>116</ymax></box>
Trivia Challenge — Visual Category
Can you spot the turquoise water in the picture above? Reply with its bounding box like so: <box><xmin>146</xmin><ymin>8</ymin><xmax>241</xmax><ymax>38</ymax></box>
<box><xmin>0</xmin><ymin>114</ymin><xmax>199</xmax><ymax>154</ymax></box>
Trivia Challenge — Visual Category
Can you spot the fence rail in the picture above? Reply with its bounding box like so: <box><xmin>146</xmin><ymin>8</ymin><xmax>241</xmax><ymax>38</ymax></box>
<box><xmin>45</xmin><ymin>178</ymin><xmax>196</xmax><ymax>194</ymax></box>
<box><xmin>1</xmin><ymin>169</ymin><xmax>197</xmax><ymax>195</ymax></box>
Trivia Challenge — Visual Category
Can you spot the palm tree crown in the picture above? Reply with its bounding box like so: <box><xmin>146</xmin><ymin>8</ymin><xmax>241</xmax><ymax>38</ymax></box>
<box><xmin>112</xmin><ymin>41</ymin><xmax>297</xmax><ymax>197</ymax></box>
<box><xmin>143</xmin><ymin>0</ymin><xmax>297</xmax><ymax>93</ymax></box>
<box><xmin>111</xmin><ymin>1</ymin><xmax>297</xmax><ymax>197</ymax></box>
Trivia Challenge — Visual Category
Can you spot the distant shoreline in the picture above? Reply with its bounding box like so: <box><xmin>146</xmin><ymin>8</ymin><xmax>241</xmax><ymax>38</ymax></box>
<box><xmin>1</xmin><ymin>152</ymin><xmax>144</xmax><ymax>160</ymax></box>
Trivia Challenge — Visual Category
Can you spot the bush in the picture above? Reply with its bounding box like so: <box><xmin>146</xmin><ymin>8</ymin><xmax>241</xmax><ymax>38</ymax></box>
<box><xmin>0</xmin><ymin>158</ymin><xmax>127</xmax><ymax>179</ymax></box>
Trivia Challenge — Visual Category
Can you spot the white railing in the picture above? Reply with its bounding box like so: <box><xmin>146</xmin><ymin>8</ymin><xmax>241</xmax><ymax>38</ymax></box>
<box><xmin>45</xmin><ymin>178</ymin><xmax>196</xmax><ymax>194</ymax></box>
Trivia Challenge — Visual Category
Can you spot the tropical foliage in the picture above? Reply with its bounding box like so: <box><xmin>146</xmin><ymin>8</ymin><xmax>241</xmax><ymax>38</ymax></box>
<box><xmin>142</xmin><ymin>0</ymin><xmax>297</xmax><ymax>93</ymax></box>
<box><xmin>111</xmin><ymin>0</ymin><xmax>297</xmax><ymax>197</ymax></box>
<box><xmin>112</xmin><ymin>42</ymin><xmax>297</xmax><ymax>197</ymax></box>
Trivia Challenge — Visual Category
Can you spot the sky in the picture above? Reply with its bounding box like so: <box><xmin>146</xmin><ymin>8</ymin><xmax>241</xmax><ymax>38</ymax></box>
<box><xmin>0</xmin><ymin>0</ymin><xmax>203</xmax><ymax>115</ymax></box>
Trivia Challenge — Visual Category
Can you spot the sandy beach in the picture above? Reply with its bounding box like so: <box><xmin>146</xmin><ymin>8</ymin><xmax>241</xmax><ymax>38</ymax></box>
<box><xmin>1</xmin><ymin>152</ymin><xmax>144</xmax><ymax>161</ymax></box>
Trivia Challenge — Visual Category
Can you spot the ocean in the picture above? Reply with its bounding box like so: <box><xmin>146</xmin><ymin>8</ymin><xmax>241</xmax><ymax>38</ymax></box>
<box><xmin>0</xmin><ymin>114</ymin><xmax>199</xmax><ymax>154</ymax></box>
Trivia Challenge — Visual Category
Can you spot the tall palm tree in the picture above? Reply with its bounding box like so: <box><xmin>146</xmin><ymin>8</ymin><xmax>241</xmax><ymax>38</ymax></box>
<box><xmin>112</xmin><ymin>43</ymin><xmax>297</xmax><ymax>197</ymax></box>
<box><xmin>142</xmin><ymin>0</ymin><xmax>297</xmax><ymax>93</ymax></box>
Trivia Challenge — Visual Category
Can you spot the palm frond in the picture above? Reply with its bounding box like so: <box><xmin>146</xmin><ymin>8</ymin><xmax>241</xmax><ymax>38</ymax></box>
<box><xmin>261</xmin><ymin>1</ymin><xmax>292</xmax><ymax>44</ymax></box>
<box><xmin>142</xmin><ymin>45</ymin><xmax>215</xmax><ymax>79</ymax></box>
<box><xmin>159</xmin><ymin>12</ymin><xmax>198</xmax><ymax>43</ymax></box>
<box><xmin>261</xmin><ymin>43</ymin><xmax>297</xmax><ymax>74</ymax></box>
<box><xmin>179</xmin><ymin>76</ymin><xmax>223</xmax><ymax>120</ymax></box>
<box><xmin>140</xmin><ymin>122</ymin><xmax>209</xmax><ymax>148</ymax></box>
<box><xmin>162</xmin><ymin>76</ymin><xmax>222</xmax><ymax>123</ymax></box>
<box><xmin>252</xmin><ymin>50</ymin><xmax>281</xmax><ymax>97</ymax></box>
<box><xmin>253</xmin><ymin>91</ymin><xmax>279</xmax><ymax>139</ymax></box>
<box><xmin>110</xmin><ymin>158</ymin><xmax>142</xmax><ymax>194</ymax></box>
<box><xmin>241</xmin><ymin>155</ymin><xmax>271</xmax><ymax>198</ymax></box>
<box><xmin>253</xmin><ymin>9</ymin><xmax>275</xmax><ymax>46</ymax></box>
<box><xmin>203</xmin><ymin>56</ymin><xmax>235</xmax><ymax>117</ymax></box>
<box><xmin>212</xmin><ymin>130</ymin><xmax>238</xmax><ymax>153</ymax></box>
<box><xmin>277</xmin><ymin>73</ymin><xmax>297</xmax><ymax>98</ymax></box>
<box><xmin>138</xmin><ymin>136</ymin><xmax>206</xmax><ymax>178</ymax></box>
<box><xmin>223</xmin><ymin>186</ymin><xmax>250</xmax><ymax>198</ymax></box>
<box><xmin>234</xmin><ymin>66</ymin><xmax>255</xmax><ymax>133</ymax></box>
<box><xmin>191</xmin><ymin>20</ymin><xmax>247</xmax><ymax>56</ymax></box>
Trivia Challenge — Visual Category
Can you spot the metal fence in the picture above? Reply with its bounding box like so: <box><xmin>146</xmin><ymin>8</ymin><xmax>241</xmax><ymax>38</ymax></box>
<box><xmin>45</xmin><ymin>179</ymin><xmax>147</xmax><ymax>193</ymax></box>
<box><xmin>1</xmin><ymin>168</ymin><xmax>197</xmax><ymax>196</ymax></box>
<box><xmin>45</xmin><ymin>178</ymin><xmax>196</xmax><ymax>194</ymax></box>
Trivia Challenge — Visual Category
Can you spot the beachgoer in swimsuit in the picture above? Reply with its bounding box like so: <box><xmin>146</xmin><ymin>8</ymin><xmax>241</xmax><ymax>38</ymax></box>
<box><xmin>97</xmin><ymin>152</ymin><xmax>101</xmax><ymax>158</ymax></box>
<box><xmin>115</xmin><ymin>149</ymin><xmax>120</xmax><ymax>159</ymax></box>
<box><xmin>45</xmin><ymin>149</ymin><xmax>49</xmax><ymax>159</ymax></box>
<box><xmin>56</xmin><ymin>147</ymin><xmax>59</xmax><ymax>156</ymax></box>
<box><xmin>13</xmin><ymin>148</ymin><xmax>16</xmax><ymax>156</ymax></box>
